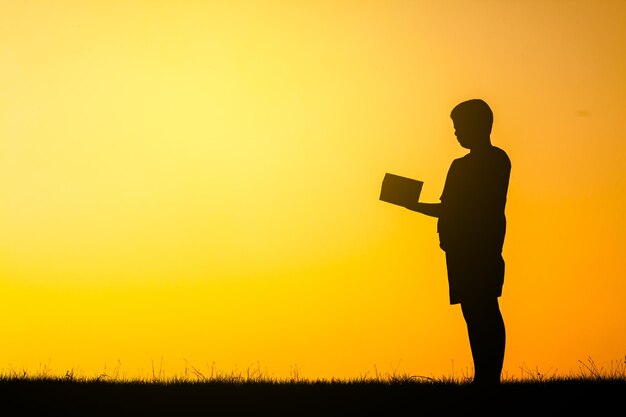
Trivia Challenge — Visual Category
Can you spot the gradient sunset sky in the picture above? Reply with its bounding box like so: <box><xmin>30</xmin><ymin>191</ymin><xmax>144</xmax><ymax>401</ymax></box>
<box><xmin>1</xmin><ymin>0</ymin><xmax>624</xmax><ymax>380</ymax></box>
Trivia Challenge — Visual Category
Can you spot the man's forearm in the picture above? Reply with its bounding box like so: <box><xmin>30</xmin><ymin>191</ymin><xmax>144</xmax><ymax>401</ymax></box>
<box><xmin>407</xmin><ymin>202</ymin><xmax>441</xmax><ymax>218</ymax></box>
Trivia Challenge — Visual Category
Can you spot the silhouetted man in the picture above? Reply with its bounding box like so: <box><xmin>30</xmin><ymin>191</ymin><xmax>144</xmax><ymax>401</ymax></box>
<box><xmin>408</xmin><ymin>99</ymin><xmax>511</xmax><ymax>385</ymax></box>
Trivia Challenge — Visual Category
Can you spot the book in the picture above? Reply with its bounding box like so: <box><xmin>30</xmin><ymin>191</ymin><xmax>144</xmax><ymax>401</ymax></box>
<box><xmin>379</xmin><ymin>173</ymin><xmax>423</xmax><ymax>208</ymax></box>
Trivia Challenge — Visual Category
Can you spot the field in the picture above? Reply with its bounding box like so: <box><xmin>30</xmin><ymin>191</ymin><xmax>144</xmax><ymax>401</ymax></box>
<box><xmin>1</xmin><ymin>360</ymin><xmax>624</xmax><ymax>416</ymax></box>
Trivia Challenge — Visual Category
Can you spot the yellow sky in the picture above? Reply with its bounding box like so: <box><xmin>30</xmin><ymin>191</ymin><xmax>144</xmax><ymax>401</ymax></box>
<box><xmin>0</xmin><ymin>0</ymin><xmax>624</xmax><ymax>380</ymax></box>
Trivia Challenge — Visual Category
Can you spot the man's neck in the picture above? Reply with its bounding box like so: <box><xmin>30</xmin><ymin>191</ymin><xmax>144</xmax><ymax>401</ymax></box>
<box><xmin>470</xmin><ymin>139</ymin><xmax>493</xmax><ymax>153</ymax></box>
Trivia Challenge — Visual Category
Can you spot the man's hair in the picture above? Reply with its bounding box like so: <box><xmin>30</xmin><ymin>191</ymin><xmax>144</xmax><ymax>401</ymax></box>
<box><xmin>450</xmin><ymin>99</ymin><xmax>493</xmax><ymax>135</ymax></box>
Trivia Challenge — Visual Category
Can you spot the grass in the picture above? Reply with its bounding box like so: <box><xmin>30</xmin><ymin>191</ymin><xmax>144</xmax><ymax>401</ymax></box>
<box><xmin>1</xmin><ymin>357</ymin><xmax>624</xmax><ymax>416</ymax></box>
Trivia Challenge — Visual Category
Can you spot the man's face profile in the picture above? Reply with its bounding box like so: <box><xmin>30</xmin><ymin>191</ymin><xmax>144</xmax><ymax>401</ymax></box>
<box><xmin>453</xmin><ymin>120</ymin><xmax>480</xmax><ymax>149</ymax></box>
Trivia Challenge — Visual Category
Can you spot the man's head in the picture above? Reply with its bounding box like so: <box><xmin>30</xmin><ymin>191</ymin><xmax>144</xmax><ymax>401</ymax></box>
<box><xmin>450</xmin><ymin>99</ymin><xmax>493</xmax><ymax>149</ymax></box>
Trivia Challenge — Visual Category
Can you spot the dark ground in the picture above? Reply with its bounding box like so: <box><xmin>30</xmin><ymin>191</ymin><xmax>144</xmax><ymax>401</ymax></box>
<box><xmin>1</xmin><ymin>378</ymin><xmax>623</xmax><ymax>416</ymax></box>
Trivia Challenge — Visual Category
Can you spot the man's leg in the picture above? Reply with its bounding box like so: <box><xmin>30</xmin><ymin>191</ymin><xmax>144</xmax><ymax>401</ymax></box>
<box><xmin>461</xmin><ymin>297</ymin><xmax>505</xmax><ymax>384</ymax></box>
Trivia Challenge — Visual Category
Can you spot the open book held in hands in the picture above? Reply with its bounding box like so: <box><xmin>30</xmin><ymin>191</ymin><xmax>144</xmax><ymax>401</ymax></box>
<box><xmin>379</xmin><ymin>173</ymin><xmax>423</xmax><ymax>209</ymax></box>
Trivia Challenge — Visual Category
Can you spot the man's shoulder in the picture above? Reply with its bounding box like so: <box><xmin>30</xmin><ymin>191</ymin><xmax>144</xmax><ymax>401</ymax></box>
<box><xmin>476</xmin><ymin>146</ymin><xmax>511</xmax><ymax>171</ymax></box>
<box><xmin>491</xmin><ymin>146</ymin><xmax>511</xmax><ymax>166</ymax></box>
<box><xmin>448</xmin><ymin>154</ymin><xmax>471</xmax><ymax>174</ymax></box>
<box><xmin>453</xmin><ymin>152</ymin><xmax>472</xmax><ymax>164</ymax></box>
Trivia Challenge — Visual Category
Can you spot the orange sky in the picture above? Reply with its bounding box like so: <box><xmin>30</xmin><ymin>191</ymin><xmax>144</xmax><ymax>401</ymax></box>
<box><xmin>0</xmin><ymin>0</ymin><xmax>624</xmax><ymax>380</ymax></box>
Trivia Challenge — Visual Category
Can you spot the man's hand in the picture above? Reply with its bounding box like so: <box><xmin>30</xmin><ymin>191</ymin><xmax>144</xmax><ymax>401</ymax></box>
<box><xmin>404</xmin><ymin>199</ymin><xmax>420</xmax><ymax>212</ymax></box>
<box><xmin>407</xmin><ymin>202</ymin><xmax>441</xmax><ymax>218</ymax></box>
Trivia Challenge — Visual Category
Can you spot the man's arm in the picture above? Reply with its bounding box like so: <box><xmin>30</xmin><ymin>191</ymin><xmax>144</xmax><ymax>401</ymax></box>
<box><xmin>406</xmin><ymin>202</ymin><xmax>441</xmax><ymax>218</ymax></box>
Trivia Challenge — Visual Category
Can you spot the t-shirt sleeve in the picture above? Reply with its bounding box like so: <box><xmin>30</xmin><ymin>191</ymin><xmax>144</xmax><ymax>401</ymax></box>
<box><xmin>440</xmin><ymin>160</ymin><xmax>458</xmax><ymax>202</ymax></box>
